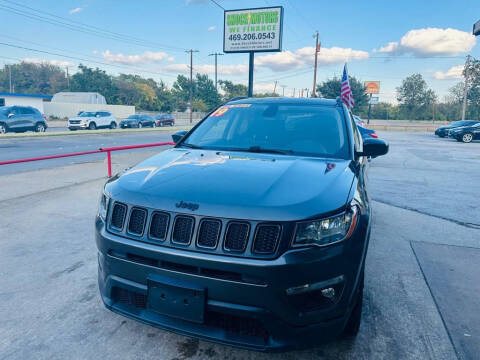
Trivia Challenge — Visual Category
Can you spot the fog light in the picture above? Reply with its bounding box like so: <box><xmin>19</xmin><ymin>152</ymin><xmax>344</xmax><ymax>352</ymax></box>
<box><xmin>321</xmin><ymin>287</ymin><xmax>335</xmax><ymax>299</ymax></box>
<box><xmin>285</xmin><ymin>275</ymin><xmax>344</xmax><ymax>296</ymax></box>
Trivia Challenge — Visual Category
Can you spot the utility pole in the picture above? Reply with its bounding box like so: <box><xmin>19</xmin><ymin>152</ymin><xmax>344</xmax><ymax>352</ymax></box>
<box><xmin>273</xmin><ymin>80</ymin><xmax>278</xmax><ymax>95</ymax></box>
<box><xmin>66</xmin><ymin>67</ymin><xmax>70</xmax><ymax>89</ymax></box>
<box><xmin>281</xmin><ymin>85</ymin><xmax>286</xmax><ymax>96</ymax></box>
<box><xmin>301</xmin><ymin>88</ymin><xmax>304</xmax><ymax>97</ymax></box>
<box><xmin>293</xmin><ymin>88</ymin><xmax>296</xmax><ymax>97</ymax></box>
<box><xmin>312</xmin><ymin>31</ymin><xmax>320</xmax><ymax>97</ymax></box>
<box><xmin>462</xmin><ymin>55</ymin><xmax>471</xmax><ymax>121</ymax></box>
<box><xmin>8</xmin><ymin>65</ymin><xmax>12</xmax><ymax>93</ymax></box>
<box><xmin>186</xmin><ymin>49</ymin><xmax>199</xmax><ymax>123</ymax></box>
<box><xmin>305</xmin><ymin>88</ymin><xmax>309</xmax><ymax>98</ymax></box>
<box><xmin>208</xmin><ymin>52</ymin><xmax>223</xmax><ymax>92</ymax></box>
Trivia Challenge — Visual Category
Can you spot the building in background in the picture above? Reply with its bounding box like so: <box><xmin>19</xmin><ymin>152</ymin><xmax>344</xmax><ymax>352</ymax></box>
<box><xmin>51</xmin><ymin>92</ymin><xmax>106</xmax><ymax>104</ymax></box>
<box><xmin>0</xmin><ymin>92</ymin><xmax>52</xmax><ymax>113</ymax></box>
<box><xmin>45</xmin><ymin>91</ymin><xmax>134</xmax><ymax>119</ymax></box>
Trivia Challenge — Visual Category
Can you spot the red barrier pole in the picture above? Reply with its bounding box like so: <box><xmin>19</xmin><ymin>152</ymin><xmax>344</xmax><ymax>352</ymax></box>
<box><xmin>107</xmin><ymin>151</ymin><xmax>112</xmax><ymax>177</ymax></box>
<box><xmin>0</xmin><ymin>149</ymin><xmax>102</xmax><ymax>166</ymax></box>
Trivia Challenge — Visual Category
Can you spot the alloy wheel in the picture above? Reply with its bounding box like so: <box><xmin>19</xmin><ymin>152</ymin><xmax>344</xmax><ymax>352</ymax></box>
<box><xmin>462</xmin><ymin>133</ymin><xmax>473</xmax><ymax>143</ymax></box>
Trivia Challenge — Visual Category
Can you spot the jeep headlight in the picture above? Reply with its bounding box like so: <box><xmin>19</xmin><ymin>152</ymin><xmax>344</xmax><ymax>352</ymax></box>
<box><xmin>293</xmin><ymin>206</ymin><xmax>358</xmax><ymax>247</ymax></box>
<box><xmin>98</xmin><ymin>192</ymin><xmax>110</xmax><ymax>221</ymax></box>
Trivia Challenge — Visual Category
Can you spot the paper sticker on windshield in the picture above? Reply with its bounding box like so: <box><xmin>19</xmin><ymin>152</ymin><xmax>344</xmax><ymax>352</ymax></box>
<box><xmin>209</xmin><ymin>104</ymin><xmax>251</xmax><ymax>117</ymax></box>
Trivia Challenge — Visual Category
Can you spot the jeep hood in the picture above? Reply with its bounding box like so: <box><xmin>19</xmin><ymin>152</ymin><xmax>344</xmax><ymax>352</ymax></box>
<box><xmin>106</xmin><ymin>148</ymin><xmax>356</xmax><ymax>221</ymax></box>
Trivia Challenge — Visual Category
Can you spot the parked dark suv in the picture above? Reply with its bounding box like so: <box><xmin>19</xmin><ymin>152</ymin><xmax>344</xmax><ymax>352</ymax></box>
<box><xmin>95</xmin><ymin>97</ymin><xmax>388</xmax><ymax>351</ymax></box>
<box><xmin>0</xmin><ymin>106</ymin><xmax>47</xmax><ymax>134</ymax></box>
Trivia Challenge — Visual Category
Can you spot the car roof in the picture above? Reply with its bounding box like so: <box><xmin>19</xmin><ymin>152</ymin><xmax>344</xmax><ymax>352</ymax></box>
<box><xmin>226</xmin><ymin>96</ymin><xmax>338</xmax><ymax>107</ymax></box>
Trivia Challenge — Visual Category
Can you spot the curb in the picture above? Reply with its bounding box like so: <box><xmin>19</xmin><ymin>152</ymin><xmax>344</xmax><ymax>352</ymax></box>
<box><xmin>0</xmin><ymin>126</ymin><xmax>192</xmax><ymax>140</ymax></box>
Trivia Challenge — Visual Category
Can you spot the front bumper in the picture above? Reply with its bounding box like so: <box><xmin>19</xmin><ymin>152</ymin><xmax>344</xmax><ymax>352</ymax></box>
<box><xmin>96</xmin><ymin>215</ymin><xmax>369</xmax><ymax>351</ymax></box>
<box><xmin>68</xmin><ymin>124</ymin><xmax>87</xmax><ymax>130</ymax></box>
<box><xmin>120</xmin><ymin>123</ymin><xmax>137</xmax><ymax>128</ymax></box>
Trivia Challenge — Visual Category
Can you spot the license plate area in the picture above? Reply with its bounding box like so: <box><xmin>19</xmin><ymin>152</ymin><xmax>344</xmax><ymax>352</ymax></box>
<box><xmin>147</xmin><ymin>276</ymin><xmax>205</xmax><ymax>323</ymax></box>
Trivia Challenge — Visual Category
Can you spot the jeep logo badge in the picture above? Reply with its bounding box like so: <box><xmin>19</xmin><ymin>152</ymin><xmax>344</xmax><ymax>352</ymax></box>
<box><xmin>175</xmin><ymin>201</ymin><xmax>199</xmax><ymax>211</ymax></box>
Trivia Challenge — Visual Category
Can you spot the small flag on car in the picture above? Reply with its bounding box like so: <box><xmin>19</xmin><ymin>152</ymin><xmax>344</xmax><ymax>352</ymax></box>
<box><xmin>341</xmin><ymin>64</ymin><xmax>354</xmax><ymax>108</ymax></box>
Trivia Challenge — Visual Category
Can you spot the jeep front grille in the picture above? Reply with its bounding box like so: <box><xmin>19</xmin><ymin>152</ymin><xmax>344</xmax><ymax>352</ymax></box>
<box><xmin>197</xmin><ymin>219</ymin><xmax>221</xmax><ymax>248</ymax></box>
<box><xmin>224</xmin><ymin>222</ymin><xmax>249</xmax><ymax>252</ymax></box>
<box><xmin>110</xmin><ymin>202</ymin><xmax>127</xmax><ymax>229</ymax></box>
<box><xmin>253</xmin><ymin>225</ymin><xmax>281</xmax><ymax>254</ymax></box>
<box><xmin>106</xmin><ymin>201</ymin><xmax>286</xmax><ymax>259</ymax></box>
<box><xmin>149</xmin><ymin>211</ymin><xmax>170</xmax><ymax>240</ymax></box>
<box><xmin>172</xmin><ymin>216</ymin><xmax>195</xmax><ymax>244</ymax></box>
<box><xmin>127</xmin><ymin>207</ymin><xmax>147</xmax><ymax>236</ymax></box>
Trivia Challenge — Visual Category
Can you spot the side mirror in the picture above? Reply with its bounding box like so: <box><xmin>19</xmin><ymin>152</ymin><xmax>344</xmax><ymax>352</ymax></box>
<box><xmin>172</xmin><ymin>130</ymin><xmax>188</xmax><ymax>144</ymax></box>
<box><xmin>8</xmin><ymin>113</ymin><xmax>14</xmax><ymax>118</ymax></box>
<box><xmin>358</xmin><ymin>138</ymin><xmax>389</xmax><ymax>158</ymax></box>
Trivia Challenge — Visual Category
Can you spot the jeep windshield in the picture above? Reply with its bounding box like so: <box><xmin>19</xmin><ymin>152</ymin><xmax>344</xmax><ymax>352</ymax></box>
<box><xmin>181</xmin><ymin>102</ymin><xmax>350</xmax><ymax>159</ymax></box>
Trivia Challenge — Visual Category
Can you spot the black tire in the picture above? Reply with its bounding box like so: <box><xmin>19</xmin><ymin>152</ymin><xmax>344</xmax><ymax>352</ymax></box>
<box><xmin>138</xmin><ymin>122</ymin><xmax>143</xmax><ymax>129</ymax></box>
<box><xmin>35</xmin><ymin>123</ymin><xmax>46</xmax><ymax>133</ymax></box>
<box><xmin>461</xmin><ymin>133</ymin><xmax>473</xmax><ymax>143</ymax></box>
<box><xmin>0</xmin><ymin>123</ymin><xmax>8</xmax><ymax>134</ymax></box>
<box><xmin>89</xmin><ymin>122</ymin><xmax>97</xmax><ymax>130</ymax></box>
<box><xmin>342</xmin><ymin>269</ymin><xmax>364</xmax><ymax>337</ymax></box>
<box><xmin>110</xmin><ymin>122</ymin><xmax>117</xmax><ymax>129</ymax></box>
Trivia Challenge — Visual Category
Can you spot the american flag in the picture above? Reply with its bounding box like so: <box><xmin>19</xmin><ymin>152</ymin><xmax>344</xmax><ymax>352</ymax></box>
<box><xmin>341</xmin><ymin>64</ymin><xmax>354</xmax><ymax>108</ymax></box>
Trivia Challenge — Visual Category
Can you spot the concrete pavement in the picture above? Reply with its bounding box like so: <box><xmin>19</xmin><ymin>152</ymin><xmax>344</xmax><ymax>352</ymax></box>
<box><xmin>0</xmin><ymin>131</ymin><xmax>479</xmax><ymax>359</ymax></box>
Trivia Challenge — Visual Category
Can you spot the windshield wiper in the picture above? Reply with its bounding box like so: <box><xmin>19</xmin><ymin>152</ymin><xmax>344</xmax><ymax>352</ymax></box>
<box><xmin>245</xmin><ymin>146</ymin><xmax>294</xmax><ymax>155</ymax></box>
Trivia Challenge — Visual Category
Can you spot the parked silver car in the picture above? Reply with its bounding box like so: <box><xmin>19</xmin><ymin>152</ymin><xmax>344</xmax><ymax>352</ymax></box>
<box><xmin>0</xmin><ymin>106</ymin><xmax>48</xmax><ymax>134</ymax></box>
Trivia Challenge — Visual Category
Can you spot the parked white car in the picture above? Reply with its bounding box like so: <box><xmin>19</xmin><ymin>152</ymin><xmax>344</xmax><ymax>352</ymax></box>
<box><xmin>68</xmin><ymin>111</ymin><xmax>117</xmax><ymax>130</ymax></box>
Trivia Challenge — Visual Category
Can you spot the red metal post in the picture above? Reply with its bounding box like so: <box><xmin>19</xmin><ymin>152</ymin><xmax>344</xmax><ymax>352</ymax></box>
<box><xmin>107</xmin><ymin>151</ymin><xmax>112</xmax><ymax>177</ymax></box>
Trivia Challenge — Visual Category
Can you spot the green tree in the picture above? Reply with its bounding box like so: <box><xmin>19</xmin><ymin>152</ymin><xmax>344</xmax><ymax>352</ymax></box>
<box><xmin>70</xmin><ymin>64</ymin><xmax>117</xmax><ymax>103</ymax></box>
<box><xmin>316</xmin><ymin>76</ymin><xmax>369</xmax><ymax>111</ymax></box>
<box><xmin>195</xmin><ymin>74</ymin><xmax>221</xmax><ymax>110</ymax></box>
<box><xmin>396</xmin><ymin>73</ymin><xmax>437</xmax><ymax>119</ymax></box>
<box><xmin>464</xmin><ymin>57</ymin><xmax>480</xmax><ymax>119</ymax></box>
<box><xmin>218</xmin><ymin>80</ymin><xmax>247</xmax><ymax>101</ymax></box>
<box><xmin>0</xmin><ymin>62</ymin><xmax>68</xmax><ymax>94</ymax></box>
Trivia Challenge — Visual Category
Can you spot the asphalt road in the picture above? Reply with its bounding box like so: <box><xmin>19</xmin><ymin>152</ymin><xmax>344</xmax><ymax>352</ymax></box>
<box><xmin>0</xmin><ymin>130</ymin><xmax>176</xmax><ymax>175</ymax></box>
<box><xmin>0</xmin><ymin>131</ymin><xmax>479</xmax><ymax>359</ymax></box>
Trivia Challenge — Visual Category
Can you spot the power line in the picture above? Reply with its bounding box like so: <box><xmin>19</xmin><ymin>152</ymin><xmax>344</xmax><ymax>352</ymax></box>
<box><xmin>0</xmin><ymin>41</ymin><xmax>178</xmax><ymax>78</ymax></box>
<box><xmin>0</xmin><ymin>0</ymin><xmax>187</xmax><ymax>52</ymax></box>
<box><xmin>209</xmin><ymin>0</ymin><xmax>225</xmax><ymax>10</ymax></box>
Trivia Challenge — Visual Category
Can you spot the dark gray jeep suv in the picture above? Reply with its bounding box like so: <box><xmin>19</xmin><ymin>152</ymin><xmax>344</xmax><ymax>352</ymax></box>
<box><xmin>95</xmin><ymin>97</ymin><xmax>388</xmax><ymax>351</ymax></box>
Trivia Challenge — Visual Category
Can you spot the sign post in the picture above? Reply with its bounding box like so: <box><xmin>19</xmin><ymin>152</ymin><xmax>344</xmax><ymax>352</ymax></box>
<box><xmin>364</xmin><ymin>81</ymin><xmax>380</xmax><ymax>124</ymax></box>
<box><xmin>224</xmin><ymin>6</ymin><xmax>283</xmax><ymax>97</ymax></box>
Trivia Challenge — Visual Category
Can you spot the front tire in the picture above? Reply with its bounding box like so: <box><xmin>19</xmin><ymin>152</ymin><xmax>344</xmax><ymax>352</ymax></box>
<box><xmin>0</xmin><ymin>123</ymin><xmax>7</xmax><ymax>134</ymax></box>
<box><xmin>89</xmin><ymin>122</ymin><xmax>97</xmax><ymax>130</ymax></box>
<box><xmin>138</xmin><ymin>122</ymin><xmax>143</xmax><ymax>129</ymax></box>
<box><xmin>110</xmin><ymin>122</ymin><xmax>117</xmax><ymax>129</ymax></box>
<box><xmin>342</xmin><ymin>269</ymin><xmax>364</xmax><ymax>337</ymax></box>
<box><xmin>462</xmin><ymin>133</ymin><xmax>473</xmax><ymax>143</ymax></box>
<box><xmin>35</xmin><ymin>123</ymin><xmax>46</xmax><ymax>133</ymax></box>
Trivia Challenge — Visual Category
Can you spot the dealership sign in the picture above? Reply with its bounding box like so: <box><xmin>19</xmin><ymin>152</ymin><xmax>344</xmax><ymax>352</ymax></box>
<box><xmin>223</xmin><ymin>7</ymin><xmax>283</xmax><ymax>53</ymax></box>
<box><xmin>364</xmin><ymin>81</ymin><xmax>380</xmax><ymax>94</ymax></box>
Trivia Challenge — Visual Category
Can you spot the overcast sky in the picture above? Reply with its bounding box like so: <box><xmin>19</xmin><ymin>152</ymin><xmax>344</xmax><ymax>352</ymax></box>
<box><xmin>1</xmin><ymin>0</ymin><xmax>479</xmax><ymax>103</ymax></box>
